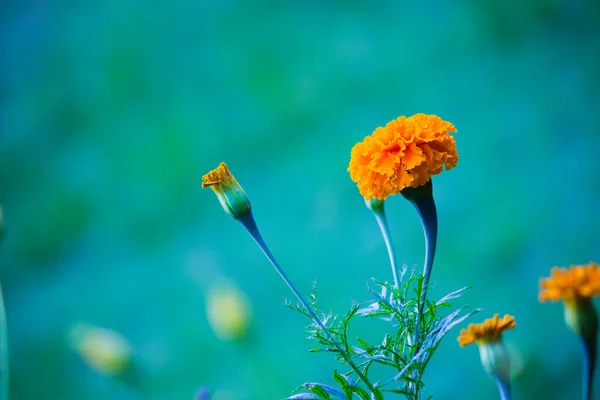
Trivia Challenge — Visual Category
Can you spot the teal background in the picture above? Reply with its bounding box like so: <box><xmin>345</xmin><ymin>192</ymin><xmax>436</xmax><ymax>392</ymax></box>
<box><xmin>2</xmin><ymin>0</ymin><xmax>600</xmax><ymax>399</ymax></box>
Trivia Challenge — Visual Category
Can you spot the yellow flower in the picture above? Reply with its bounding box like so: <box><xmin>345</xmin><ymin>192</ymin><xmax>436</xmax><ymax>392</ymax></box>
<box><xmin>539</xmin><ymin>262</ymin><xmax>600</xmax><ymax>304</ymax></box>
<box><xmin>70</xmin><ymin>323</ymin><xmax>132</xmax><ymax>376</ymax></box>
<box><xmin>348</xmin><ymin>113</ymin><xmax>458</xmax><ymax>200</ymax></box>
<box><xmin>206</xmin><ymin>278</ymin><xmax>252</xmax><ymax>341</ymax></box>
<box><xmin>457</xmin><ymin>314</ymin><xmax>516</xmax><ymax>347</ymax></box>
<box><xmin>202</xmin><ymin>162</ymin><xmax>251</xmax><ymax>219</ymax></box>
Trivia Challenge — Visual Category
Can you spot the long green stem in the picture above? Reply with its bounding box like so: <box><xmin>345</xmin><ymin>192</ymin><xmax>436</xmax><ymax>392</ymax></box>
<box><xmin>402</xmin><ymin>180</ymin><xmax>438</xmax><ymax>345</ymax></box>
<box><xmin>581</xmin><ymin>332</ymin><xmax>597</xmax><ymax>400</ymax></box>
<box><xmin>0</xmin><ymin>281</ymin><xmax>8</xmax><ymax>400</ymax></box>
<box><xmin>238</xmin><ymin>213</ymin><xmax>378</xmax><ymax>394</ymax></box>
<box><xmin>565</xmin><ymin>298</ymin><xmax>598</xmax><ymax>400</ymax></box>
<box><xmin>367</xmin><ymin>199</ymin><xmax>400</xmax><ymax>289</ymax></box>
<box><xmin>495</xmin><ymin>377</ymin><xmax>511</xmax><ymax>400</ymax></box>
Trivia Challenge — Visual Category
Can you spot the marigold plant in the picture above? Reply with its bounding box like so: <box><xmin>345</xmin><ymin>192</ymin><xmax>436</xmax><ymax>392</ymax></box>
<box><xmin>199</xmin><ymin>114</ymin><xmax>541</xmax><ymax>400</ymax></box>
<box><xmin>202</xmin><ymin>146</ymin><xmax>481</xmax><ymax>399</ymax></box>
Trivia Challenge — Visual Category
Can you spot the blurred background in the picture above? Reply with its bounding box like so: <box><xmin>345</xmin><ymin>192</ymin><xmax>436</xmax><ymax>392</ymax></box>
<box><xmin>1</xmin><ymin>0</ymin><xmax>600</xmax><ymax>399</ymax></box>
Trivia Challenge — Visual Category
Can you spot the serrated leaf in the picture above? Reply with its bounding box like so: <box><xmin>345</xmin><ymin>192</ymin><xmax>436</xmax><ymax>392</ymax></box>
<box><xmin>357</xmin><ymin>337</ymin><xmax>371</xmax><ymax>350</ymax></box>
<box><xmin>371</xmin><ymin>388</ymin><xmax>385</xmax><ymax>400</ymax></box>
<box><xmin>381</xmin><ymin>334</ymin><xmax>392</xmax><ymax>348</ymax></box>
<box><xmin>348</xmin><ymin>386</ymin><xmax>370</xmax><ymax>400</ymax></box>
<box><xmin>344</xmin><ymin>375</ymin><xmax>358</xmax><ymax>387</ymax></box>
<box><xmin>436</xmin><ymin>286</ymin><xmax>472</xmax><ymax>305</ymax></box>
<box><xmin>286</xmin><ymin>394</ymin><xmax>321</xmax><ymax>399</ymax></box>
<box><xmin>303</xmin><ymin>383</ymin><xmax>346</xmax><ymax>399</ymax></box>
<box><xmin>332</xmin><ymin>370</ymin><xmax>353</xmax><ymax>399</ymax></box>
<box><xmin>305</xmin><ymin>384</ymin><xmax>331</xmax><ymax>399</ymax></box>
<box><xmin>333</xmin><ymin>370</ymin><xmax>348</xmax><ymax>389</ymax></box>
<box><xmin>396</xmin><ymin>376</ymin><xmax>419</xmax><ymax>384</ymax></box>
<box><xmin>384</xmin><ymin>389</ymin><xmax>413</xmax><ymax>395</ymax></box>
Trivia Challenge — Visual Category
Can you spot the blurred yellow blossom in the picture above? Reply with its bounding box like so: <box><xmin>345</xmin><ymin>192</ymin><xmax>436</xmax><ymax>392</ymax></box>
<box><xmin>206</xmin><ymin>278</ymin><xmax>252</xmax><ymax>341</ymax></box>
<box><xmin>70</xmin><ymin>323</ymin><xmax>132</xmax><ymax>376</ymax></box>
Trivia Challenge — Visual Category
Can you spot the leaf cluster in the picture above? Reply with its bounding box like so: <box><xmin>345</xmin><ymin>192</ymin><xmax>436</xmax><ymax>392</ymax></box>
<box><xmin>287</xmin><ymin>268</ymin><xmax>477</xmax><ymax>400</ymax></box>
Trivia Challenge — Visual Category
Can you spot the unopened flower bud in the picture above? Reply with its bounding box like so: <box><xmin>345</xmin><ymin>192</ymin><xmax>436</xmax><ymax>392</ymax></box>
<box><xmin>202</xmin><ymin>163</ymin><xmax>251</xmax><ymax>220</ymax></box>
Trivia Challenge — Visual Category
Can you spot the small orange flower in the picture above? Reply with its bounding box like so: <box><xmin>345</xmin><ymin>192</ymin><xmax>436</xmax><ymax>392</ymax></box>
<box><xmin>458</xmin><ymin>314</ymin><xmax>516</xmax><ymax>347</ymax></box>
<box><xmin>348</xmin><ymin>113</ymin><xmax>458</xmax><ymax>200</ymax></box>
<box><xmin>539</xmin><ymin>262</ymin><xmax>600</xmax><ymax>304</ymax></box>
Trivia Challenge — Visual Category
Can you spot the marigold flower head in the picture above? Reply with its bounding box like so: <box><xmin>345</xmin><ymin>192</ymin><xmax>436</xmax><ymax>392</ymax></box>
<box><xmin>348</xmin><ymin>113</ymin><xmax>458</xmax><ymax>200</ymax></box>
<box><xmin>458</xmin><ymin>314</ymin><xmax>516</xmax><ymax>347</ymax></box>
<box><xmin>539</xmin><ymin>262</ymin><xmax>600</xmax><ymax>304</ymax></box>
<box><xmin>202</xmin><ymin>162</ymin><xmax>251</xmax><ymax>219</ymax></box>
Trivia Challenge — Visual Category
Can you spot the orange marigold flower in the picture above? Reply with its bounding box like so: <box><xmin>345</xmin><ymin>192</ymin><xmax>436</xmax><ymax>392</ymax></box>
<box><xmin>457</xmin><ymin>314</ymin><xmax>516</xmax><ymax>347</ymax></box>
<box><xmin>539</xmin><ymin>262</ymin><xmax>600</xmax><ymax>304</ymax></box>
<box><xmin>348</xmin><ymin>113</ymin><xmax>458</xmax><ymax>200</ymax></box>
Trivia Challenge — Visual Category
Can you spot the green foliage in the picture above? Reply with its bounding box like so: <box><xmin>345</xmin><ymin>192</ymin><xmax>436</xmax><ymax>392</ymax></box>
<box><xmin>287</xmin><ymin>268</ymin><xmax>477</xmax><ymax>399</ymax></box>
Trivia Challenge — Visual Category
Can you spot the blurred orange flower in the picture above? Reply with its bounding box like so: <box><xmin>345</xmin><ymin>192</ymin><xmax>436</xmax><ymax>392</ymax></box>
<box><xmin>348</xmin><ymin>114</ymin><xmax>458</xmax><ymax>200</ymax></box>
<box><xmin>458</xmin><ymin>314</ymin><xmax>516</xmax><ymax>347</ymax></box>
<box><xmin>539</xmin><ymin>262</ymin><xmax>600</xmax><ymax>304</ymax></box>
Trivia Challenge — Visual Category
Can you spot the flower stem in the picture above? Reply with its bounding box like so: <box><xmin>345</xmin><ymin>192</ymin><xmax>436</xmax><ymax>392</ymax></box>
<box><xmin>581</xmin><ymin>331</ymin><xmax>597</xmax><ymax>400</ymax></box>
<box><xmin>565</xmin><ymin>298</ymin><xmax>598</xmax><ymax>400</ymax></box>
<box><xmin>367</xmin><ymin>199</ymin><xmax>400</xmax><ymax>288</ymax></box>
<box><xmin>238</xmin><ymin>213</ymin><xmax>378</xmax><ymax>395</ymax></box>
<box><xmin>494</xmin><ymin>376</ymin><xmax>511</xmax><ymax>400</ymax></box>
<box><xmin>238</xmin><ymin>213</ymin><xmax>323</xmax><ymax>329</ymax></box>
<box><xmin>120</xmin><ymin>363</ymin><xmax>155</xmax><ymax>399</ymax></box>
<box><xmin>402</xmin><ymin>180</ymin><xmax>438</xmax><ymax>344</ymax></box>
<box><xmin>0</xmin><ymin>281</ymin><xmax>8</xmax><ymax>400</ymax></box>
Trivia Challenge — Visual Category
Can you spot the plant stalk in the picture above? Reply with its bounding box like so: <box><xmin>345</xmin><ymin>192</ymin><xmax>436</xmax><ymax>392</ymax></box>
<box><xmin>403</xmin><ymin>180</ymin><xmax>438</xmax><ymax>345</ymax></box>
<box><xmin>581</xmin><ymin>331</ymin><xmax>597</xmax><ymax>400</ymax></box>
<box><xmin>238</xmin><ymin>213</ymin><xmax>378</xmax><ymax>395</ymax></box>
<box><xmin>368</xmin><ymin>200</ymin><xmax>400</xmax><ymax>289</ymax></box>
<box><xmin>495</xmin><ymin>376</ymin><xmax>511</xmax><ymax>400</ymax></box>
